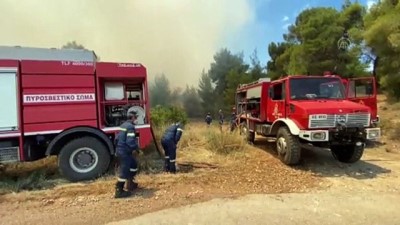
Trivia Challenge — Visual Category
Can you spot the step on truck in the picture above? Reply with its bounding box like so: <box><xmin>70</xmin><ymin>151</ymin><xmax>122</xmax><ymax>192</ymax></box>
<box><xmin>235</xmin><ymin>75</ymin><xmax>381</xmax><ymax>165</ymax></box>
<box><xmin>0</xmin><ymin>46</ymin><xmax>153</xmax><ymax>181</ymax></box>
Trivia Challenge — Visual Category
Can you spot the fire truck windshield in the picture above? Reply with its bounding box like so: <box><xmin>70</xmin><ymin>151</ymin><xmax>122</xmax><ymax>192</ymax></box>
<box><xmin>289</xmin><ymin>77</ymin><xmax>345</xmax><ymax>100</ymax></box>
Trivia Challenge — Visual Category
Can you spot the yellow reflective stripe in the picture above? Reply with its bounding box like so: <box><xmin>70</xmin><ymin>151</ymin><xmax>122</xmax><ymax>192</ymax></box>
<box><xmin>119</xmin><ymin>127</ymin><xmax>127</xmax><ymax>131</ymax></box>
<box><xmin>130</xmin><ymin>168</ymin><xmax>138</xmax><ymax>172</ymax></box>
<box><xmin>118</xmin><ymin>178</ymin><xmax>127</xmax><ymax>182</ymax></box>
<box><xmin>127</xmin><ymin>132</ymin><xmax>136</xmax><ymax>137</ymax></box>
<box><xmin>177</xmin><ymin>128</ymin><xmax>184</xmax><ymax>132</ymax></box>
<box><xmin>169</xmin><ymin>159</ymin><xmax>176</xmax><ymax>162</ymax></box>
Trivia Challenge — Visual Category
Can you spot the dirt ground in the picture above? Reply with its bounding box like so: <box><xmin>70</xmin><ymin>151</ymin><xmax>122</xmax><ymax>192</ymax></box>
<box><xmin>0</xmin><ymin>95</ymin><xmax>399</xmax><ymax>225</ymax></box>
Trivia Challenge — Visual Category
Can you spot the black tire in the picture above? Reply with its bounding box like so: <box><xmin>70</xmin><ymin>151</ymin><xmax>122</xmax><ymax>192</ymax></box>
<box><xmin>276</xmin><ymin>127</ymin><xmax>301</xmax><ymax>165</ymax></box>
<box><xmin>331</xmin><ymin>144</ymin><xmax>364</xmax><ymax>163</ymax></box>
<box><xmin>58</xmin><ymin>136</ymin><xmax>111</xmax><ymax>182</ymax></box>
<box><xmin>240</xmin><ymin>122</ymin><xmax>255</xmax><ymax>143</ymax></box>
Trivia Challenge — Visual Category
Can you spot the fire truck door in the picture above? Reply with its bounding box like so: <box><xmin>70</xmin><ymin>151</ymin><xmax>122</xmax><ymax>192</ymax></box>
<box><xmin>267</xmin><ymin>81</ymin><xmax>286</xmax><ymax>122</ymax></box>
<box><xmin>0</xmin><ymin>69</ymin><xmax>19</xmax><ymax>131</ymax></box>
<box><xmin>346</xmin><ymin>77</ymin><xmax>377</xmax><ymax>117</ymax></box>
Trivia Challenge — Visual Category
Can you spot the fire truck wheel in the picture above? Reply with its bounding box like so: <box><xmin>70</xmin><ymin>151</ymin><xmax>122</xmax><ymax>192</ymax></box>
<box><xmin>58</xmin><ymin>137</ymin><xmax>111</xmax><ymax>182</ymax></box>
<box><xmin>276</xmin><ymin>127</ymin><xmax>301</xmax><ymax>165</ymax></box>
<box><xmin>330</xmin><ymin>144</ymin><xmax>364</xmax><ymax>163</ymax></box>
<box><xmin>240</xmin><ymin>122</ymin><xmax>255</xmax><ymax>143</ymax></box>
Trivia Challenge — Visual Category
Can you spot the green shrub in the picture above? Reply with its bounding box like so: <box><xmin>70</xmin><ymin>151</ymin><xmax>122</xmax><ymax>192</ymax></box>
<box><xmin>381</xmin><ymin>74</ymin><xmax>400</xmax><ymax>101</ymax></box>
<box><xmin>150</xmin><ymin>105</ymin><xmax>188</xmax><ymax>127</ymax></box>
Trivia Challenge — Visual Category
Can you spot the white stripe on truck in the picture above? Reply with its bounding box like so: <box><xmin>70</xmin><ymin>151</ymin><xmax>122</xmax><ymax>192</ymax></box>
<box><xmin>0</xmin><ymin>124</ymin><xmax>151</xmax><ymax>138</ymax></box>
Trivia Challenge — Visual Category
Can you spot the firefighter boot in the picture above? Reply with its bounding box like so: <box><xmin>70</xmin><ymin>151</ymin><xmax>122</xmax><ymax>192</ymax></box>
<box><xmin>127</xmin><ymin>179</ymin><xmax>138</xmax><ymax>192</ymax></box>
<box><xmin>164</xmin><ymin>158</ymin><xmax>170</xmax><ymax>172</ymax></box>
<box><xmin>169</xmin><ymin>161</ymin><xmax>177</xmax><ymax>174</ymax></box>
<box><xmin>114</xmin><ymin>181</ymin><xmax>131</xmax><ymax>198</ymax></box>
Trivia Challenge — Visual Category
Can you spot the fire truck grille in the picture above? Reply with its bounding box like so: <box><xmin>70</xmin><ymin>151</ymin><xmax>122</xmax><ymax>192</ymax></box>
<box><xmin>0</xmin><ymin>147</ymin><xmax>19</xmax><ymax>163</ymax></box>
<box><xmin>309</xmin><ymin>113</ymin><xmax>370</xmax><ymax>129</ymax></box>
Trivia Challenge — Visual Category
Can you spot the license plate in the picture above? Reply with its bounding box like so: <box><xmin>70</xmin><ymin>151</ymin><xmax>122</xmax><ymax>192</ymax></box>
<box><xmin>311</xmin><ymin>114</ymin><xmax>328</xmax><ymax>120</ymax></box>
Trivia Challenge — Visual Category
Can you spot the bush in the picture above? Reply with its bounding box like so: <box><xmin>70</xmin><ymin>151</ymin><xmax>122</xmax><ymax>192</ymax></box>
<box><xmin>150</xmin><ymin>105</ymin><xmax>188</xmax><ymax>127</ymax></box>
<box><xmin>205</xmin><ymin>128</ymin><xmax>246</xmax><ymax>154</ymax></box>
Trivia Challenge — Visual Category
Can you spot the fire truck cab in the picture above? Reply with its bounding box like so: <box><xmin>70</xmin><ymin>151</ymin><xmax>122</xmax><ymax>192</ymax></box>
<box><xmin>235</xmin><ymin>75</ymin><xmax>381</xmax><ymax>165</ymax></box>
<box><xmin>0</xmin><ymin>46</ymin><xmax>152</xmax><ymax>181</ymax></box>
<box><xmin>323</xmin><ymin>72</ymin><xmax>379</xmax><ymax>126</ymax></box>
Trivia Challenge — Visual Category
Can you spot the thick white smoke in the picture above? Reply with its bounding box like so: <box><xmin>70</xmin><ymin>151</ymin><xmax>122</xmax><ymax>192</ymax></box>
<box><xmin>0</xmin><ymin>0</ymin><xmax>254</xmax><ymax>87</ymax></box>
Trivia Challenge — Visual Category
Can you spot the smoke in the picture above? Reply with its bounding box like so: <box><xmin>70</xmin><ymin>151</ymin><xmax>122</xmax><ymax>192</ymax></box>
<box><xmin>0</xmin><ymin>0</ymin><xmax>254</xmax><ymax>87</ymax></box>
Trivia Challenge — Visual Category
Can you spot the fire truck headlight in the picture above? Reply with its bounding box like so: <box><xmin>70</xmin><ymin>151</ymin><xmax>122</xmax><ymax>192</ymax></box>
<box><xmin>311</xmin><ymin>131</ymin><xmax>326</xmax><ymax>141</ymax></box>
<box><xmin>366</xmin><ymin>128</ymin><xmax>381</xmax><ymax>140</ymax></box>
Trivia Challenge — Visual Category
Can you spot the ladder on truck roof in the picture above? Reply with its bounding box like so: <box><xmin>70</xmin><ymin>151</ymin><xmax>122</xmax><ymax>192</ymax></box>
<box><xmin>0</xmin><ymin>46</ymin><xmax>97</xmax><ymax>62</ymax></box>
<box><xmin>238</xmin><ymin>77</ymin><xmax>271</xmax><ymax>89</ymax></box>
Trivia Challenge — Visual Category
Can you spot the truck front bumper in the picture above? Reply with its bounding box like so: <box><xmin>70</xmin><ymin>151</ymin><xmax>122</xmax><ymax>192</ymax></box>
<box><xmin>298</xmin><ymin>127</ymin><xmax>381</xmax><ymax>142</ymax></box>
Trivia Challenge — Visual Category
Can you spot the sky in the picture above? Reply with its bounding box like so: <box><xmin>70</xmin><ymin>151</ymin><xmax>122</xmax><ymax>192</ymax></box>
<box><xmin>0</xmin><ymin>0</ymin><xmax>376</xmax><ymax>88</ymax></box>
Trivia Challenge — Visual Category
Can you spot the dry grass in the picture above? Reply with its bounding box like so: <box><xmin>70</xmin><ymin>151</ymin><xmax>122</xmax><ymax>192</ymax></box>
<box><xmin>0</xmin><ymin>122</ymin><xmax>246</xmax><ymax>194</ymax></box>
<box><xmin>0</xmin><ymin>157</ymin><xmax>60</xmax><ymax>194</ymax></box>
<box><xmin>377</xmin><ymin>95</ymin><xmax>400</xmax><ymax>142</ymax></box>
<box><xmin>149</xmin><ymin>122</ymin><xmax>247</xmax><ymax>165</ymax></box>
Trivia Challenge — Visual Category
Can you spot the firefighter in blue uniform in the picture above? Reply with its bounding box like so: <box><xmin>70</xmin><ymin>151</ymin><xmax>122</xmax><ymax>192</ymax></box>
<box><xmin>114</xmin><ymin>110</ymin><xmax>140</xmax><ymax>198</ymax></box>
<box><xmin>161</xmin><ymin>122</ymin><xmax>184</xmax><ymax>173</ymax></box>
<box><xmin>205</xmin><ymin>112</ymin><xmax>212</xmax><ymax>127</ymax></box>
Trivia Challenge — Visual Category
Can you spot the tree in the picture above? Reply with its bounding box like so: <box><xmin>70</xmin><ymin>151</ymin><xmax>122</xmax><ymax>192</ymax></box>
<box><xmin>170</xmin><ymin>87</ymin><xmax>183</xmax><ymax>107</ymax></box>
<box><xmin>182</xmin><ymin>85</ymin><xmax>203</xmax><ymax>118</ymax></box>
<box><xmin>149</xmin><ymin>74</ymin><xmax>172</xmax><ymax>107</ymax></box>
<box><xmin>249</xmin><ymin>49</ymin><xmax>267</xmax><ymax>80</ymax></box>
<box><xmin>223</xmin><ymin>68</ymin><xmax>253</xmax><ymax>110</ymax></box>
<box><xmin>208</xmin><ymin>48</ymin><xmax>246</xmax><ymax>95</ymax></box>
<box><xmin>363</xmin><ymin>0</ymin><xmax>400</xmax><ymax>99</ymax></box>
<box><xmin>266</xmin><ymin>42</ymin><xmax>292</xmax><ymax>80</ymax></box>
<box><xmin>197</xmin><ymin>70</ymin><xmax>215</xmax><ymax>114</ymax></box>
<box><xmin>266</xmin><ymin>4</ymin><xmax>368</xmax><ymax>78</ymax></box>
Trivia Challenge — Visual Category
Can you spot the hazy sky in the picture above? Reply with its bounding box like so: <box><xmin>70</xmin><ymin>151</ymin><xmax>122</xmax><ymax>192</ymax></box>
<box><xmin>0</xmin><ymin>0</ymin><xmax>375</xmax><ymax>87</ymax></box>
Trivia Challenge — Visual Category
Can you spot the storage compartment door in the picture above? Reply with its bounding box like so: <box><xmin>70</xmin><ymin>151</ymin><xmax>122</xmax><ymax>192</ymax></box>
<box><xmin>0</xmin><ymin>70</ymin><xmax>19</xmax><ymax>131</ymax></box>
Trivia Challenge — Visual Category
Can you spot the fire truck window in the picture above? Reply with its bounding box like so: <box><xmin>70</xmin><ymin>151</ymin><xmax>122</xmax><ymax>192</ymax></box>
<box><xmin>105</xmin><ymin>82</ymin><xmax>124</xmax><ymax>100</ymax></box>
<box><xmin>319</xmin><ymin>82</ymin><xmax>343</xmax><ymax>98</ymax></box>
<box><xmin>348</xmin><ymin>81</ymin><xmax>356</xmax><ymax>98</ymax></box>
<box><xmin>271</xmin><ymin>83</ymin><xmax>284</xmax><ymax>100</ymax></box>
<box><xmin>351</xmin><ymin>79</ymin><xmax>373</xmax><ymax>97</ymax></box>
<box><xmin>290</xmin><ymin>78</ymin><xmax>345</xmax><ymax>100</ymax></box>
<box><xmin>125</xmin><ymin>84</ymin><xmax>143</xmax><ymax>100</ymax></box>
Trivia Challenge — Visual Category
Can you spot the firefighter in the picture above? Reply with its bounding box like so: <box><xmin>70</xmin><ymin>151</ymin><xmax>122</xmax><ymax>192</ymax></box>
<box><xmin>230</xmin><ymin>107</ymin><xmax>237</xmax><ymax>132</ymax></box>
<box><xmin>218</xmin><ymin>109</ymin><xmax>224</xmax><ymax>125</ymax></box>
<box><xmin>205</xmin><ymin>112</ymin><xmax>212</xmax><ymax>127</ymax></box>
<box><xmin>114</xmin><ymin>110</ymin><xmax>140</xmax><ymax>198</ymax></box>
<box><xmin>161</xmin><ymin>122</ymin><xmax>184</xmax><ymax>173</ymax></box>
<box><xmin>218</xmin><ymin>109</ymin><xmax>224</xmax><ymax>131</ymax></box>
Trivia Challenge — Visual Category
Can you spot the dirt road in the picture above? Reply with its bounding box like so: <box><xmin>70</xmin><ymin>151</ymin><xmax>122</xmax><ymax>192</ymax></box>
<box><xmin>108</xmin><ymin>192</ymin><xmax>400</xmax><ymax>225</ymax></box>
<box><xmin>107</xmin><ymin>146</ymin><xmax>400</xmax><ymax>225</ymax></box>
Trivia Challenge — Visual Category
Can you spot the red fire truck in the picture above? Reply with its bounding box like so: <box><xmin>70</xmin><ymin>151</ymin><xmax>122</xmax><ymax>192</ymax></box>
<box><xmin>0</xmin><ymin>46</ymin><xmax>153</xmax><ymax>181</ymax></box>
<box><xmin>235</xmin><ymin>75</ymin><xmax>381</xmax><ymax>165</ymax></box>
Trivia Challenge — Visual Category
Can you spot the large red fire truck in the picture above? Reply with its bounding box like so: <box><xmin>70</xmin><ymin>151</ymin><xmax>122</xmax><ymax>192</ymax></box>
<box><xmin>235</xmin><ymin>74</ymin><xmax>381</xmax><ymax>165</ymax></box>
<box><xmin>0</xmin><ymin>46</ymin><xmax>153</xmax><ymax>181</ymax></box>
